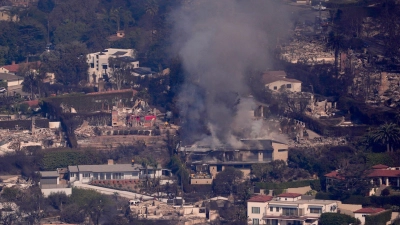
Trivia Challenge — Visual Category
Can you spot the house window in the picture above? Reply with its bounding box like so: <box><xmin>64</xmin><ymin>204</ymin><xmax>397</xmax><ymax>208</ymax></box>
<box><xmin>70</xmin><ymin>173</ymin><xmax>75</xmax><ymax>177</ymax></box>
<box><xmin>106</xmin><ymin>173</ymin><xmax>111</xmax><ymax>180</ymax></box>
<box><xmin>83</xmin><ymin>173</ymin><xmax>90</xmax><ymax>178</ymax></box>
<box><xmin>273</xmin><ymin>86</ymin><xmax>277</xmax><ymax>90</ymax></box>
<box><xmin>276</xmin><ymin>207</ymin><xmax>280</xmax><ymax>212</ymax></box>
<box><xmin>93</xmin><ymin>173</ymin><xmax>98</xmax><ymax>180</ymax></box>
<box><xmin>267</xmin><ymin>219</ymin><xmax>278</xmax><ymax>225</ymax></box>
<box><xmin>270</xmin><ymin>207</ymin><xmax>273</xmax><ymax>212</ymax></box>
<box><xmin>253</xmin><ymin>219</ymin><xmax>259</xmax><ymax>225</ymax></box>
<box><xmin>102</xmin><ymin>65</ymin><xmax>108</xmax><ymax>70</ymax></box>
<box><xmin>113</xmin><ymin>173</ymin><xmax>123</xmax><ymax>179</ymax></box>
<box><xmin>132</xmin><ymin>172</ymin><xmax>139</xmax><ymax>177</ymax></box>
<box><xmin>90</xmin><ymin>63</ymin><xmax>94</xmax><ymax>68</ymax></box>
<box><xmin>286</xmin><ymin>84</ymin><xmax>292</xmax><ymax>89</ymax></box>
<box><xmin>310</xmin><ymin>208</ymin><xmax>322</xmax><ymax>214</ymax></box>
<box><xmin>100</xmin><ymin>173</ymin><xmax>105</xmax><ymax>180</ymax></box>
<box><xmin>282</xmin><ymin>208</ymin><xmax>297</xmax><ymax>216</ymax></box>
<box><xmin>252</xmin><ymin>207</ymin><xmax>260</xmax><ymax>214</ymax></box>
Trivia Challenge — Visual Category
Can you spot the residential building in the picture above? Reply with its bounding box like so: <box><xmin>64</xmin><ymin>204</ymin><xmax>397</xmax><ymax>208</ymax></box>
<box><xmin>86</xmin><ymin>48</ymin><xmax>139</xmax><ymax>84</ymax></box>
<box><xmin>68</xmin><ymin>160</ymin><xmax>167</xmax><ymax>184</ymax></box>
<box><xmin>0</xmin><ymin>61</ymin><xmax>41</xmax><ymax>75</ymax></box>
<box><xmin>353</xmin><ymin>207</ymin><xmax>387</xmax><ymax>225</ymax></box>
<box><xmin>247</xmin><ymin>195</ymin><xmax>274</xmax><ymax>225</ymax></box>
<box><xmin>247</xmin><ymin>193</ymin><xmax>338</xmax><ymax>225</ymax></box>
<box><xmin>0</xmin><ymin>6</ymin><xmax>18</xmax><ymax>22</ymax></box>
<box><xmin>183</xmin><ymin>139</ymin><xmax>288</xmax><ymax>183</ymax></box>
<box><xmin>39</xmin><ymin>171</ymin><xmax>72</xmax><ymax>197</ymax></box>
<box><xmin>325</xmin><ymin>164</ymin><xmax>400</xmax><ymax>193</ymax></box>
<box><xmin>262</xmin><ymin>71</ymin><xmax>302</xmax><ymax>92</ymax></box>
<box><xmin>0</xmin><ymin>73</ymin><xmax>23</xmax><ymax>88</ymax></box>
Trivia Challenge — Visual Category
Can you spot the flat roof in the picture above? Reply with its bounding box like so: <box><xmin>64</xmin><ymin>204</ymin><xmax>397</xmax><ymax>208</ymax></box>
<box><xmin>68</xmin><ymin>164</ymin><xmax>152</xmax><ymax>173</ymax></box>
<box><xmin>0</xmin><ymin>73</ymin><xmax>23</xmax><ymax>81</ymax></box>
<box><xmin>40</xmin><ymin>171</ymin><xmax>59</xmax><ymax>177</ymax></box>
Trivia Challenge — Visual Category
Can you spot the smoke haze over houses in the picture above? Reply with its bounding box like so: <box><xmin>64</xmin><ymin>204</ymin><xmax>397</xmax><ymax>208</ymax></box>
<box><xmin>170</xmin><ymin>0</ymin><xmax>290</xmax><ymax>146</ymax></box>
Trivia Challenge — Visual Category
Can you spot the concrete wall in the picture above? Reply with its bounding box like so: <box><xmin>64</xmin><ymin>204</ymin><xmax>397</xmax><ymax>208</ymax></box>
<box><xmin>7</xmin><ymin>79</ymin><xmax>23</xmax><ymax>87</ymax></box>
<box><xmin>190</xmin><ymin>178</ymin><xmax>212</xmax><ymax>185</ymax></box>
<box><xmin>286</xmin><ymin>186</ymin><xmax>311</xmax><ymax>194</ymax></box>
<box><xmin>272</xmin><ymin>142</ymin><xmax>288</xmax><ymax>162</ymax></box>
<box><xmin>42</xmin><ymin>188</ymin><xmax>72</xmax><ymax>197</ymax></box>
<box><xmin>338</xmin><ymin>202</ymin><xmax>362</xmax><ymax>217</ymax></box>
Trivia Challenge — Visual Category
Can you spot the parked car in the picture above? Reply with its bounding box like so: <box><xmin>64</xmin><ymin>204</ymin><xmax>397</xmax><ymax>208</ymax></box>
<box><xmin>0</xmin><ymin>87</ymin><xmax>7</xmax><ymax>93</ymax></box>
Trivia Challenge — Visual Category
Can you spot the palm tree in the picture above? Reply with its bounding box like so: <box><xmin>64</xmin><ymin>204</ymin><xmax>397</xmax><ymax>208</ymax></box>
<box><xmin>371</xmin><ymin>123</ymin><xmax>400</xmax><ymax>152</ymax></box>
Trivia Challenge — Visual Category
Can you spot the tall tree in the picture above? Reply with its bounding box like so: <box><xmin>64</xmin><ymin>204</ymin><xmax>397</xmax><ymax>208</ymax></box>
<box><xmin>370</xmin><ymin>123</ymin><xmax>400</xmax><ymax>152</ymax></box>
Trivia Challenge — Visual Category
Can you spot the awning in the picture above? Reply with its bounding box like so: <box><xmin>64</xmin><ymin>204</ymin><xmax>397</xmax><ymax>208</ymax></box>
<box><xmin>268</xmin><ymin>205</ymin><xmax>298</xmax><ymax>208</ymax></box>
<box><xmin>308</xmin><ymin>205</ymin><xmax>323</xmax><ymax>208</ymax></box>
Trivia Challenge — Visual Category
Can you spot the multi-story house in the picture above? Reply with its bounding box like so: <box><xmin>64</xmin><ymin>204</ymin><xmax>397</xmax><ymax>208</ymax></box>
<box><xmin>182</xmin><ymin>139</ymin><xmax>288</xmax><ymax>184</ymax></box>
<box><xmin>247</xmin><ymin>193</ymin><xmax>338</xmax><ymax>225</ymax></box>
<box><xmin>86</xmin><ymin>48</ymin><xmax>139</xmax><ymax>84</ymax></box>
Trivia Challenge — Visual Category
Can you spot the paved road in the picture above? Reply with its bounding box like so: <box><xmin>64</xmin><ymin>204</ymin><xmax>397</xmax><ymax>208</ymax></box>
<box><xmin>72</xmin><ymin>182</ymin><xmax>164</xmax><ymax>201</ymax></box>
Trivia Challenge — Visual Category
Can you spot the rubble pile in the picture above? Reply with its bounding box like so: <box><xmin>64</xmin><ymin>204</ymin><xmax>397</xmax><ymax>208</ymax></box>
<box><xmin>74</xmin><ymin>120</ymin><xmax>98</xmax><ymax>138</ymax></box>
<box><xmin>280</xmin><ymin>38</ymin><xmax>334</xmax><ymax>65</ymax></box>
<box><xmin>0</xmin><ymin>175</ymin><xmax>33</xmax><ymax>190</ymax></box>
<box><xmin>382</xmin><ymin>73</ymin><xmax>400</xmax><ymax>107</ymax></box>
<box><xmin>0</xmin><ymin>128</ymin><xmax>62</xmax><ymax>154</ymax></box>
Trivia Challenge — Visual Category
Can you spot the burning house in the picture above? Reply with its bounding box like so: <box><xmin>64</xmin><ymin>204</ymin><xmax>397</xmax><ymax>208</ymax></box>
<box><xmin>180</xmin><ymin>139</ymin><xmax>288</xmax><ymax>184</ymax></box>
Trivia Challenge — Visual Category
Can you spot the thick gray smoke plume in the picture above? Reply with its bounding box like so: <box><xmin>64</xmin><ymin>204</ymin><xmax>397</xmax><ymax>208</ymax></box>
<box><xmin>171</xmin><ymin>0</ymin><xmax>290</xmax><ymax>146</ymax></box>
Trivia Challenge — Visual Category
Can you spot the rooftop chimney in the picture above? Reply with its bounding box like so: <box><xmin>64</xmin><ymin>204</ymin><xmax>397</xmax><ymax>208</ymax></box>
<box><xmin>11</xmin><ymin>61</ymin><xmax>15</xmax><ymax>65</ymax></box>
<box><xmin>108</xmin><ymin>159</ymin><xmax>114</xmax><ymax>165</ymax></box>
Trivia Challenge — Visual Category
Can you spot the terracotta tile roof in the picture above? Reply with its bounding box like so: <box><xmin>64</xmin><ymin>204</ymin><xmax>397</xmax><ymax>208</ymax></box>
<box><xmin>277</xmin><ymin>193</ymin><xmax>302</xmax><ymax>198</ymax></box>
<box><xmin>23</xmin><ymin>100</ymin><xmax>39</xmax><ymax>107</ymax></box>
<box><xmin>248</xmin><ymin>195</ymin><xmax>273</xmax><ymax>202</ymax></box>
<box><xmin>1</xmin><ymin>61</ymin><xmax>41</xmax><ymax>74</ymax></box>
<box><xmin>367</xmin><ymin>169</ymin><xmax>400</xmax><ymax>178</ymax></box>
<box><xmin>354</xmin><ymin>208</ymin><xmax>385</xmax><ymax>214</ymax></box>
<box><xmin>372</xmin><ymin>164</ymin><xmax>389</xmax><ymax>169</ymax></box>
<box><xmin>324</xmin><ymin>171</ymin><xmax>345</xmax><ymax>180</ymax></box>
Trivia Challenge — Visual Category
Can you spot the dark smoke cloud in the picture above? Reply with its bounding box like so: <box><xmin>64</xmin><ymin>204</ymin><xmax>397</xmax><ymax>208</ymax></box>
<box><xmin>171</xmin><ymin>0</ymin><xmax>290</xmax><ymax>146</ymax></box>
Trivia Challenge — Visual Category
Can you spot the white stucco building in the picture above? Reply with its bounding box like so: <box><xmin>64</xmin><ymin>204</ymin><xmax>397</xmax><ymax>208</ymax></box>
<box><xmin>86</xmin><ymin>48</ymin><xmax>139</xmax><ymax>84</ymax></box>
<box><xmin>68</xmin><ymin>160</ymin><xmax>166</xmax><ymax>184</ymax></box>
<box><xmin>262</xmin><ymin>71</ymin><xmax>302</xmax><ymax>92</ymax></box>
<box><xmin>247</xmin><ymin>193</ymin><xmax>338</xmax><ymax>225</ymax></box>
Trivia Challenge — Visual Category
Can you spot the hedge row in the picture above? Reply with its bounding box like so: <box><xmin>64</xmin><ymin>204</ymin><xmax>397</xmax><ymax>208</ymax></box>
<box><xmin>316</xmin><ymin>193</ymin><xmax>400</xmax><ymax>207</ymax></box>
<box><xmin>256</xmin><ymin>179</ymin><xmax>319</xmax><ymax>190</ymax></box>
<box><xmin>365</xmin><ymin>209</ymin><xmax>391</xmax><ymax>225</ymax></box>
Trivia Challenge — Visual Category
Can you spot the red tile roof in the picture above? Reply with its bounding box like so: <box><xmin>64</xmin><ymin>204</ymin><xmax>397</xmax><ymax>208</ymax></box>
<box><xmin>372</xmin><ymin>164</ymin><xmax>389</xmax><ymax>169</ymax></box>
<box><xmin>248</xmin><ymin>195</ymin><xmax>273</xmax><ymax>202</ymax></box>
<box><xmin>367</xmin><ymin>169</ymin><xmax>400</xmax><ymax>178</ymax></box>
<box><xmin>23</xmin><ymin>100</ymin><xmax>39</xmax><ymax>107</ymax></box>
<box><xmin>277</xmin><ymin>193</ymin><xmax>302</xmax><ymax>198</ymax></box>
<box><xmin>324</xmin><ymin>171</ymin><xmax>345</xmax><ymax>180</ymax></box>
<box><xmin>354</xmin><ymin>208</ymin><xmax>385</xmax><ymax>214</ymax></box>
<box><xmin>1</xmin><ymin>61</ymin><xmax>41</xmax><ymax>74</ymax></box>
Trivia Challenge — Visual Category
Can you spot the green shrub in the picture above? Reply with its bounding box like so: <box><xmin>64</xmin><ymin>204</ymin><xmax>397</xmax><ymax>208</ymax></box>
<box><xmin>319</xmin><ymin>212</ymin><xmax>359</xmax><ymax>225</ymax></box>
<box><xmin>256</xmin><ymin>179</ymin><xmax>317</xmax><ymax>190</ymax></box>
<box><xmin>365</xmin><ymin>209</ymin><xmax>391</xmax><ymax>225</ymax></box>
<box><xmin>273</xmin><ymin>189</ymin><xmax>284</xmax><ymax>196</ymax></box>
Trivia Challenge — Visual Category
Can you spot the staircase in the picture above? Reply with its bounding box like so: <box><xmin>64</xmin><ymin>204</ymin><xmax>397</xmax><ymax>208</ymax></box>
<box><xmin>375</xmin><ymin>185</ymin><xmax>387</xmax><ymax>196</ymax></box>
